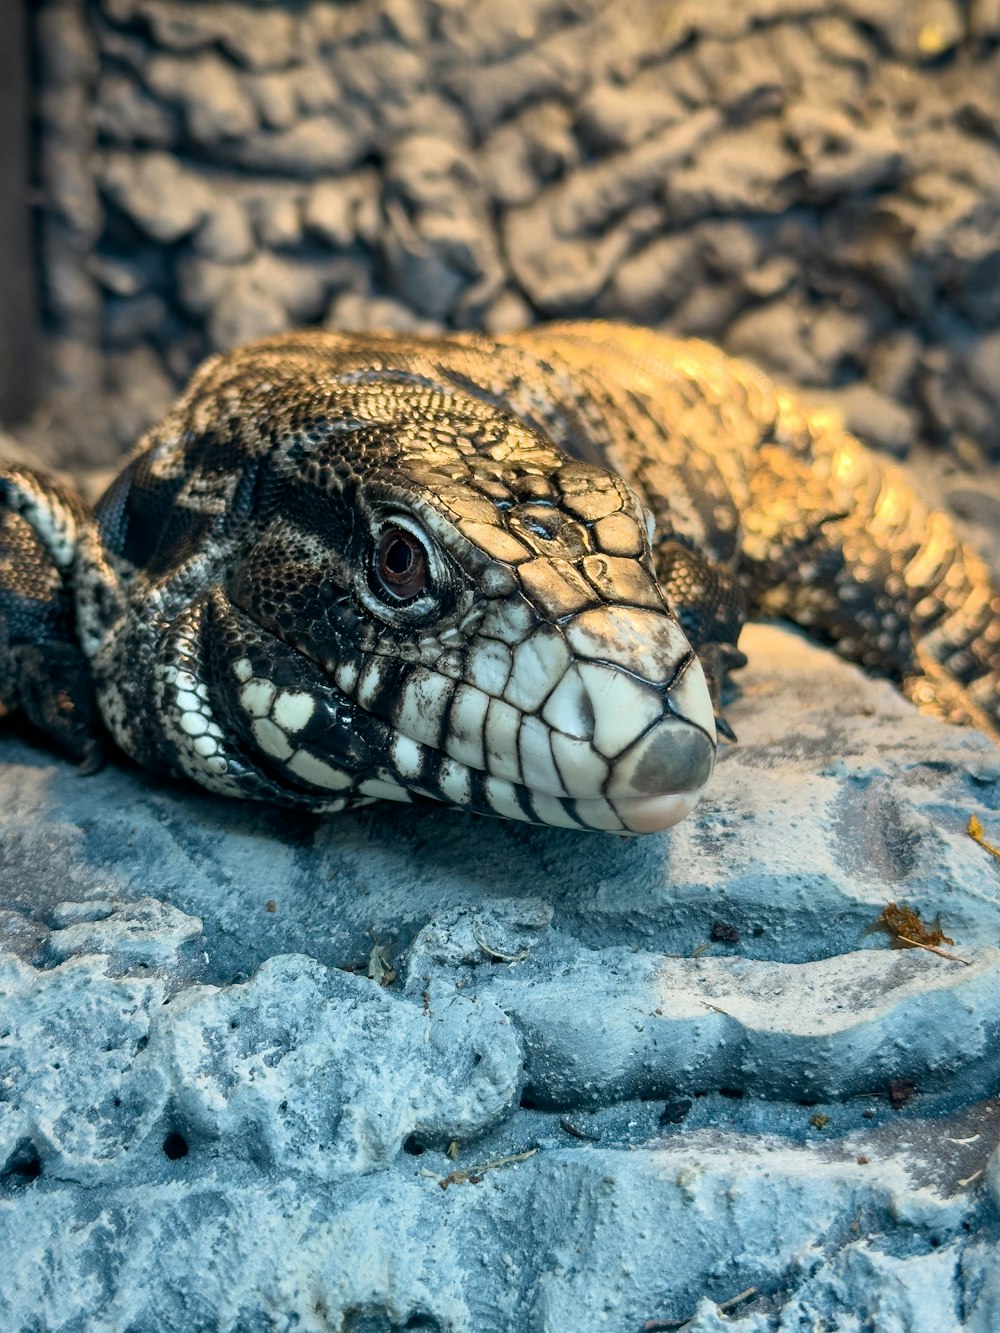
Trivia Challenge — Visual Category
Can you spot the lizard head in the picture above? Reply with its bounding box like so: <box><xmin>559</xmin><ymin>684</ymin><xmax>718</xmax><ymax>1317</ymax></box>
<box><xmin>224</xmin><ymin>405</ymin><xmax>717</xmax><ymax>833</ymax></box>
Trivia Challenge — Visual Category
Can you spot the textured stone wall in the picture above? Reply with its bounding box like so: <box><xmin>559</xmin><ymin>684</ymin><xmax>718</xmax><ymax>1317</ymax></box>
<box><xmin>30</xmin><ymin>0</ymin><xmax>1000</xmax><ymax>469</ymax></box>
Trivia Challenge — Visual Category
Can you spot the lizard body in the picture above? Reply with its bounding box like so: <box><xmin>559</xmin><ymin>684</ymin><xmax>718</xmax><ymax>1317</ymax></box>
<box><xmin>2</xmin><ymin>323</ymin><xmax>998</xmax><ymax>833</ymax></box>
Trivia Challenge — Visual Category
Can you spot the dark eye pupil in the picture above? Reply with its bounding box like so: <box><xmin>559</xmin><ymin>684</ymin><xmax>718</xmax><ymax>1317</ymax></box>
<box><xmin>384</xmin><ymin>539</ymin><xmax>414</xmax><ymax>575</ymax></box>
<box><xmin>375</xmin><ymin>527</ymin><xmax>428</xmax><ymax>600</ymax></box>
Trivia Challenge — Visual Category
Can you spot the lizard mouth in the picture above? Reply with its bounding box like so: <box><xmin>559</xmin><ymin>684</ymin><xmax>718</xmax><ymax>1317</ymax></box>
<box><xmin>580</xmin><ymin>790</ymin><xmax>705</xmax><ymax>833</ymax></box>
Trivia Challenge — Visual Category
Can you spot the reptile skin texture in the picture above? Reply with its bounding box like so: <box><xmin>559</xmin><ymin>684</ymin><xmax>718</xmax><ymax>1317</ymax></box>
<box><xmin>2</xmin><ymin>322</ymin><xmax>999</xmax><ymax>833</ymax></box>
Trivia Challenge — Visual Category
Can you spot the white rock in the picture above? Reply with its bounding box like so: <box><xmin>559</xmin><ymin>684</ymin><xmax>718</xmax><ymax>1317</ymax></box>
<box><xmin>2</xmin><ymin>623</ymin><xmax>1000</xmax><ymax>1327</ymax></box>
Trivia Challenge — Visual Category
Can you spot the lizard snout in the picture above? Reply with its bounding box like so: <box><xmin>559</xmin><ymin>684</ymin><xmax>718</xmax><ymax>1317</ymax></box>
<box><xmin>505</xmin><ymin>603</ymin><xmax>717</xmax><ymax>831</ymax></box>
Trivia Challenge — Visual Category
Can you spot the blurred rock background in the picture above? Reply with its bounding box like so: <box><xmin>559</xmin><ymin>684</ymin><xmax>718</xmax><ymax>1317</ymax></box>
<box><xmin>7</xmin><ymin>0</ymin><xmax>1000</xmax><ymax>502</ymax></box>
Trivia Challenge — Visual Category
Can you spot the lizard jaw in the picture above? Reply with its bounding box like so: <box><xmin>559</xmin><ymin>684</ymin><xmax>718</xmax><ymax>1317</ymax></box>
<box><xmin>600</xmin><ymin>790</ymin><xmax>705</xmax><ymax>834</ymax></box>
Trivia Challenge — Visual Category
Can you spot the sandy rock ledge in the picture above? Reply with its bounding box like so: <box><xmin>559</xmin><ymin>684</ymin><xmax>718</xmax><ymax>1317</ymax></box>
<box><xmin>2</xmin><ymin>624</ymin><xmax>1000</xmax><ymax>1331</ymax></box>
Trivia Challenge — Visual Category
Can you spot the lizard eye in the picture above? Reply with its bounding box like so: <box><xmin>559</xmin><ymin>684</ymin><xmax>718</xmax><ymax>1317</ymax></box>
<box><xmin>374</xmin><ymin>526</ymin><xmax>428</xmax><ymax>601</ymax></box>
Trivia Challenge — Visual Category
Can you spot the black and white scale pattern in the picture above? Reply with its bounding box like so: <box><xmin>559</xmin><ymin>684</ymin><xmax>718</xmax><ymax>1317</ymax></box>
<box><xmin>2</xmin><ymin>322</ymin><xmax>999</xmax><ymax>833</ymax></box>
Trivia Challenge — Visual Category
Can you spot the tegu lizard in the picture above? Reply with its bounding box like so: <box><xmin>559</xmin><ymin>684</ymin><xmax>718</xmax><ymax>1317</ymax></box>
<box><xmin>1</xmin><ymin>323</ymin><xmax>998</xmax><ymax>834</ymax></box>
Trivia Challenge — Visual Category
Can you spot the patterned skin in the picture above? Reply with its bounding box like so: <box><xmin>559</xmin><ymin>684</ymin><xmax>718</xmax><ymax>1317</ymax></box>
<box><xmin>1</xmin><ymin>323</ymin><xmax>998</xmax><ymax>834</ymax></box>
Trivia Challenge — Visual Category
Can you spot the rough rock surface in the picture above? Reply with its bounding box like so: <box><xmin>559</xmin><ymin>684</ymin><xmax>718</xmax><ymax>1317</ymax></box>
<box><xmin>3</xmin><ymin>624</ymin><xmax>1000</xmax><ymax>1331</ymax></box>
<box><xmin>17</xmin><ymin>0</ymin><xmax>1000</xmax><ymax>472</ymax></box>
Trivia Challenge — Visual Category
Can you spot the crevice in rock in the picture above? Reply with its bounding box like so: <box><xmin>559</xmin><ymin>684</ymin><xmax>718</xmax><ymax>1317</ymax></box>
<box><xmin>1</xmin><ymin>1138</ymin><xmax>42</xmax><ymax>1189</ymax></box>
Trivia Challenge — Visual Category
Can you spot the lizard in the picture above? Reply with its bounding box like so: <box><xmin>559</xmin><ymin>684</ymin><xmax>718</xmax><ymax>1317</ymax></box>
<box><xmin>1</xmin><ymin>322</ymin><xmax>998</xmax><ymax>834</ymax></box>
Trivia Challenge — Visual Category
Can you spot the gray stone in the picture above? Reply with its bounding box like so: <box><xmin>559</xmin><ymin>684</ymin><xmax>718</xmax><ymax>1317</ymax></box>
<box><xmin>504</xmin><ymin>209</ymin><xmax>634</xmax><ymax>317</ymax></box>
<box><xmin>482</xmin><ymin>289</ymin><xmax>534</xmax><ymax>335</ymax></box>
<box><xmin>386</xmin><ymin>92</ymin><xmax>473</xmax><ymax>148</ymax></box>
<box><xmin>99</xmin><ymin>151</ymin><xmax>213</xmax><ymax>243</ymax></box>
<box><xmin>809</xmin><ymin>14</ymin><xmax>879</xmax><ymax>69</ymax></box>
<box><xmin>726</xmin><ymin>298</ymin><xmax>823</xmax><ymax>385</ymax></box>
<box><xmin>45</xmin><ymin>897</ymin><xmax>203</xmax><ymax>970</ymax></box>
<box><xmin>966</xmin><ymin>331</ymin><xmax>1000</xmax><ymax>413</ymax></box>
<box><xmin>382</xmin><ymin>136</ymin><xmax>504</xmax><ymax>321</ymax></box>
<box><xmin>207</xmin><ymin>284</ymin><xmax>291</xmax><ymax>353</ymax></box>
<box><xmin>107</xmin><ymin>0</ymin><xmax>300</xmax><ymax>71</ymax></box>
<box><xmin>696</xmin><ymin>218</ymin><xmax>764</xmax><ymax>280</ymax></box>
<box><xmin>483</xmin><ymin>100</ymin><xmax>578</xmax><ymax>209</ymax></box>
<box><xmin>666</xmin><ymin>121</ymin><xmax>803</xmax><ymax>221</ymax></box>
<box><xmin>660</xmin><ymin>277</ymin><xmax>748</xmax><ymax>341</ymax></box>
<box><xmin>868</xmin><ymin>329</ymin><xmax>923</xmax><ymax>401</ymax></box>
<box><xmin>2</xmin><ymin>624</ymin><xmax>1000</xmax><ymax>1328</ymax></box>
<box><xmin>105</xmin><ymin>292</ymin><xmax>171</xmax><ymax>347</ymax></box>
<box><xmin>305</xmin><ymin>171</ymin><xmax>380</xmax><ymax>251</ymax></box>
<box><xmin>971</xmin><ymin>0</ymin><xmax>1000</xmax><ymax>38</ymax></box>
<box><xmin>104</xmin><ymin>344</ymin><xmax>179</xmax><ymax>447</ymax></box>
<box><xmin>222</xmin><ymin>114</ymin><xmax>373</xmax><ymax>177</ymax></box>
<box><xmin>330</xmin><ymin>38</ymin><xmax>426</xmax><ymax>125</ymax></box>
<box><xmin>180</xmin><ymin>251</ymin><xmax>353</xmax><ymax>351</ymax></box>
<box><xmin>32</xmin><ymin>0</ymin><xmax>1000</xmax><ymax>470</ymax></box>
<box><xmin>481</xmin><ymin>120</ymin><xmax>545</xmax><ymax>210</ymax></box>
<box><xmin>325</xmin><ymin>290</ymin><xmax>440</xmax><ymax>336</ymax></box>
<box><xmin>600</xmin><ymin>233</ymin><xmax>702</xmax><ymax>325</ymax></box>
<box><xmin>217</xmin><ymin>7</ymin><xmax>301</xmax><ymax>71</ymax></box>
<box><xmin>816</xmin><ymin>382</ymin><xmax>920</xmax><ymax>457</ymax></box>
<box><xmin>252</xmin><ymin>192</ymin><xmax>304</xmax><ymax>250</ymax></box>
<box><xmin>502</xmin><ymin>111</ymin><xmax>721</xmax><ymax>313</ymax></box>
<box><xmin>193</xmin><ymin>197</ymin><xmax>256</xmax><ymax>265</ymax></box>
<box><xmin>921</xmin><ymin>343</ymin><xmax>1000</xmax><ymax>457</ymax></box>
<box><xmin>839</xmin><ymin>0</ymin><xmax>965</xmax><ymax>61</ymax></box>
<box><xmin>785</xmin><ymin>103</ymin><xmax>903</xmax><ymax>199</ymax></box>
<box><xmin>807</xmin><ymin>304</ymin><xmax>871</xmax><ymax>378</ymax></box>
<box><xmin>443</xmin><ymin>26</ymin><xmax>589</xmax><ymax>136</ymax></box>
<box><xmin>42</xmin><ymin>137</ymin><xmax>102</xmax><ymax>240</ymax></box>
<box><xmin>144</xmin><ymin>52</ymin><xmax>259</xmax><ymax>144</ymax></box>
<box><xmin>576</xmin><ymin>77</ymin><xmax>685</xmax><ymax>153</ymax></box>
<box><xmin>243</xmin><ymin>70</ymin><xmax>299</xmax><ymax>131</ymax></box>
<box><xmin>36</xmin><ymin>0</ymin><xmax>99</xmax><ymax>89</ymax></box>
<box><xmin>554</xmin><ymin>108</ymin><xmax>723</xmax><ymax>237</ymax></box>
<box><xmin>85</xmin><ymin>253</ymin><xmax>153</xmax><ymax>299</ymax></box>
<box><xmin>94</xmin><ymin>70</ymin><xmax>179</xmax><ymax>146</ymax></box>
<box><xmin>692</xmin><ymin>31</ymin><xmax>786</xmax><ymax>117</ymax></box>
<box><xmin>517</xmin><ymin>101</ymin><xmax>578</xmax><ymax>184</ymax></box>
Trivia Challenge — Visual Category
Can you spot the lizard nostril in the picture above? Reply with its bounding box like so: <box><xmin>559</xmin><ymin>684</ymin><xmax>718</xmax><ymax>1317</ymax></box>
<box><xmin>624</xmin><ymin>722</ymin><xmax>715</xmax><ymax>795</ymax></box>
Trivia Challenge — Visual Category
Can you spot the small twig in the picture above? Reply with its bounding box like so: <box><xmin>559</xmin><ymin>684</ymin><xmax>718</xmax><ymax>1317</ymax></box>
<box><xmin>434</xmin><ymin>1147</ymin><xmax>538</xmax><ymax>1190</ymax></box>
<box><xmin>717</xmin><ymin>1287</ymin><xmax>759</xmax><ymax>1314</ymax></box>
<box><xmin>701</xmin><ymin>1000</ymin><xmax>734</xmax><ymax>1018</ymax></box>
<box><xmin>559</xmin><ymin>1117</ymin><xmax>600</xmax><ymax>1142</ymax></box>
<box><xmin>644</xmin><ymin>1286</ymin><xmax>759</xmax><ymax>1329</ymax></box>
<box><xmin>472</xmin><ymin>927</ymin><xmax>530</xmax><ymax>964</ymax></box>
<box><xmin>958</xmin><ymin>1169</ymin><xmax>984</xmax><ymax>1189</ymax></box>
<box><xmin>968</xmin><ymin>815</ymin><xmax>1000</xmax><ymax>861</ymax></box>
<box><xmin>895</xmin><ymin>935</ymin><xmax>970</xmax><ymax>966</ymax></box>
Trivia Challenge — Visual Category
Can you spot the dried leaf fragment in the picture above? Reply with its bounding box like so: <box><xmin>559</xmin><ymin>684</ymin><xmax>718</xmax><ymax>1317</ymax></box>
<box><xmin>872</xmin><ymin>902</ymin><xmax>970</xmax><ymax>964</ymax></box>
<box><xmin>968</xmin><ymin>814</ymin><xmax>1000</xmax><ymax>861</ymax></box>
<box><xmin>889</xmin><ymin>1078</ymin><xmax>916</xmax><ymax>1108</ymax></box>
<box><xmin>367</xmin><ymin>942</ymin><xmax>396</xmax><ymax>986</ymax></box>
<box><xmin>875</xmin><ymin>902</ymin><xmax>953</xmax><ymax>948</ymax></box>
